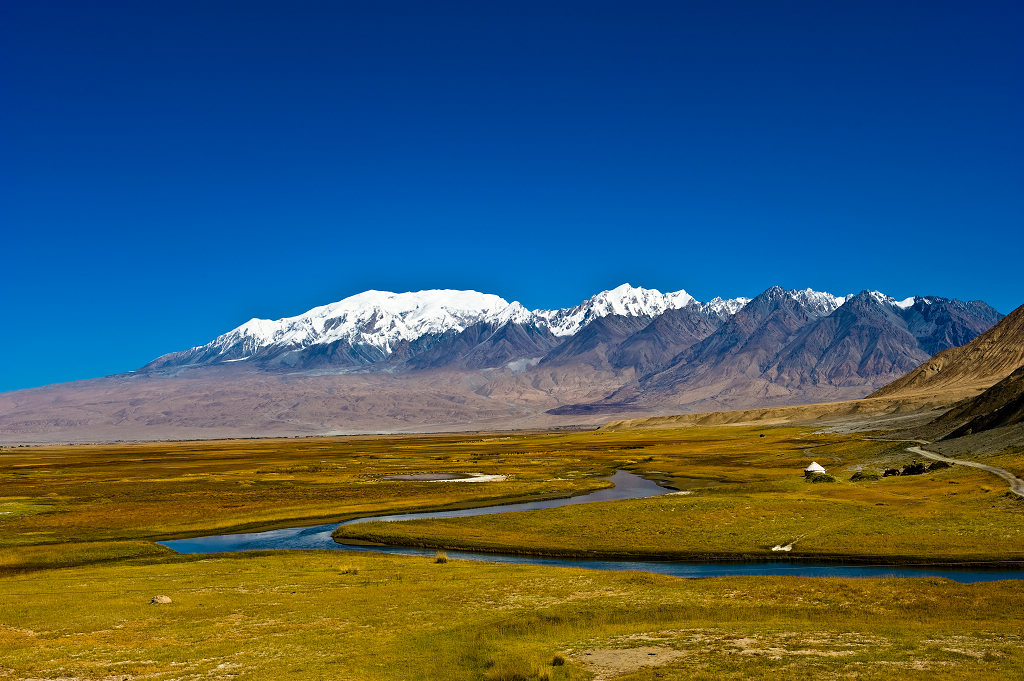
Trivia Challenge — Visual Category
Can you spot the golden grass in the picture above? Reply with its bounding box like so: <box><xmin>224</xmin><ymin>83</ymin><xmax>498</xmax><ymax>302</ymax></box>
<box><xmin>1</xmin><ymin>425</ymin><xmax>1022</xmax><ymax>679</ymax></box>
<box><xmin>1</xmin><ymin>550</ymin><xmax>1022</xmax><ymax>680</ymax></box>
<box><xmin>0</xmin><ymin>432</ymin><xmax>630</xmax><ymax>559</ymax></box>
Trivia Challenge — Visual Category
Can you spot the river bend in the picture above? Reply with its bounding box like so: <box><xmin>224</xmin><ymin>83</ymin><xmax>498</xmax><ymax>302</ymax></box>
<box><xmin>160</xmin><ymin>470</ymin><xmax>1024</xmax><ymax>582</ymax></box>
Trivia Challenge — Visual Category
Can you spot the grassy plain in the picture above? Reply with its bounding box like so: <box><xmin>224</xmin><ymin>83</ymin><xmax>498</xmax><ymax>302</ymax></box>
<box><xmin>3</xmin><ymin>551</ymin><xmax>1023</xmax><ymax>680</ymax></box>
<box><xmin>1</xmin><ymin>425</ymin><xmax>1023</xmax><ymax>679</ymax></box>
<box><xmin>335</xmin><ymin>428</ymin><xmax>1024</xmax><ymax>564</ymax></box>
<box><xmin>0</xmin><ymin>432</ymin><xmax>617</xmax><ymax>572</ymax></box>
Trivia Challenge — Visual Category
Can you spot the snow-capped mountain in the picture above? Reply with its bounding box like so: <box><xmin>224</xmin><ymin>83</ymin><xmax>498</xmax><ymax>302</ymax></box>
<box><xmin>5</xmin><ymin>284</ymin><xmax>1006</xmax><ymax>443</ymax></box>
<box><xmin>230</xmin><ymin>290</ymin><xmax>515</xmax><ymax>357</ymax></box>
<box><xmin>868</xmin><ymin>290</ymin><xmax>915</xmax><ymax>310</ymax></box>
<box><xmin>147</xmin><ymin>284</ymin><xmax>746</xmax><ymax>369</ymax></box>
<box><xmin>145</xmin><ymin>284</ymin><xmax>989</xmax><ymax>375</ymax></box>
<box><xmin>147</xmin><ymin>289</ymin><xmax>522</xmax><ymax>368</ymax></box>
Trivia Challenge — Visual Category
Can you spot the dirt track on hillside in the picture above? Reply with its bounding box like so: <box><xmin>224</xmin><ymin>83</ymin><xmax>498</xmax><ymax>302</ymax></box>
<box><xmin>908</xmin><ymin>445</ymin><xmax>1024</xmax><ymax>497</ymax></box>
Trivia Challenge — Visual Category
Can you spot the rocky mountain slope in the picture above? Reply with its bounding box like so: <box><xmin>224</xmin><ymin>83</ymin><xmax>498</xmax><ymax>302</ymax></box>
<box><xmin>934</xmin><ymin>365</ymin><xmax>1024</xmax><ymax>439</ymax></box>
<box><xmin>607</xmin><ymin>304</ymin><xmax>729</xmax><ymax>375</ymax></box>
<box><xmin>870</xmin><ymin>303</ymin><xmax>1024</xmax><ymax>398</ymax></box>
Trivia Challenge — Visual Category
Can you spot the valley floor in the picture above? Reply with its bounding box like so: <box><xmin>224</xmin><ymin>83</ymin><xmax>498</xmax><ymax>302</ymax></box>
<box><xmin>1</xmin><ymin>424</ymin><xmax>1022</xmax><ymax>679</ymax></box>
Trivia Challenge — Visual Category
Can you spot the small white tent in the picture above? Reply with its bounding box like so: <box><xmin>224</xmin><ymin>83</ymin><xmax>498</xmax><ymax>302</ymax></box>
<box><xmin>804</xmin><ymin>462</ymin><xmax>826</xmax><ymax>477</ymax></box>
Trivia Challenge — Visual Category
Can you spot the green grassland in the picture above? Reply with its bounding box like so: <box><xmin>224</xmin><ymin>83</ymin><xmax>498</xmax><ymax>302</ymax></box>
<box><xmin>1</xmin><ymin>425</ymin><xmax>1023</xmax><ymax>679</ymax></box>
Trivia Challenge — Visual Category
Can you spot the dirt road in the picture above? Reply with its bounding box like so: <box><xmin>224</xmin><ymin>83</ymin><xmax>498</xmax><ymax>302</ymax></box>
<box><xmin>907</xmin><ymin>445</ymin><xmax>1024</xmax><ymax>497</ymax></box>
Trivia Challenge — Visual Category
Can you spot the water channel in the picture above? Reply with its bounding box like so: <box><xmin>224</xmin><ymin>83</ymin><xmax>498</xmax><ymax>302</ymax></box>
<box><xmin>160</xmin><ymin>470</ymin><xmax>1024</xmax><ymax>582</ymax></box>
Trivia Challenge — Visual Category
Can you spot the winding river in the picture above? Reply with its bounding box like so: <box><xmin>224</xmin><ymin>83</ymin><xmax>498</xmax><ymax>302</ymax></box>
<box><xmin>160</xmin><ymin>470</ymin><xmax>1024</xmax><ymax>582</ymax></box>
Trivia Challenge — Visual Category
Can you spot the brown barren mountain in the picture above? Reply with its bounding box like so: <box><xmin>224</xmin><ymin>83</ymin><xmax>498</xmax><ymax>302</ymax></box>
<box><xmin>870</xmin><ymin>303</ymin><xmax>1024</xmax><ymax>398</ymax></box>
<box><xmin>932</xmin><ymin>365</ymin><xmax>1024</xmax><ymax>439</ymax></box>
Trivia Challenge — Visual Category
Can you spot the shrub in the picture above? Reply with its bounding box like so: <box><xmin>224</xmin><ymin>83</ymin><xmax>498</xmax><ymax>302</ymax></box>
<box><xmin>850</xmin><ymin>471</ymin><xmax>881</xmax><ymax>482</ymax></box>
<box><xmin>928</xmin><ymin>460</ymin><xmax>952</xmax><ymax>471</ymax></box>
<box><xmin>434</xmin><ymin>551</ymin><xmax>448</xmax><ymax>564</ymax></box>
<box><xmin>551</xmin><ymin>655</ymin><xmax>565</xmax><ymax>666</ymax></box>
<box><xmin>485</xmin><ymin>664</ymin><xmax>549</xmax><ymax>681</ymax></box>
<box><xmin>902</xmin><ymin>462</ymin><xmax>928</xmax><ymax>476</ymax></box>
<box><xmin>805</xmin><ymin>472</ymin><xmax>836</xmax><ymax>483</ymax></box>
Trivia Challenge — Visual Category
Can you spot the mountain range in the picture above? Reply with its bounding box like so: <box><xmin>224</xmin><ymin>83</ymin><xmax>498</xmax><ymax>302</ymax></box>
<box><xmin>145</xmin><ymin>285</ymin><xmax>998</xmax><ymax>387</ymax></box>
<box><xmin>0</xmin><ymin>284</ymin><xmax>1006</xmax><ymax>442</ymax></box>
<box><xmin>553</xmin><ymin>287</ymin><xmax>1002</xmax><ymax>414</ymax></box>
<box><xmin>144</xmin><ymin>285</ymin><xmax>745</xmax><ymax>371</ymax></box>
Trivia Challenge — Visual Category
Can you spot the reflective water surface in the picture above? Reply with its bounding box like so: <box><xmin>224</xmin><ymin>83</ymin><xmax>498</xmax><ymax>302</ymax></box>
<box><xmin>160</xmin><ymin>471</ymin><xmax>1024</xmax><ymax>582</ymax></box>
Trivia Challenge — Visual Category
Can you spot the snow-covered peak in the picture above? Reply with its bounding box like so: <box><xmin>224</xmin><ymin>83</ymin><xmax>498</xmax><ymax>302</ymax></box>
<box><xmin>702</xmin><ymin>296</ymin><xmax>751</xmax><ymax>318</ymax></box>
<box><xmin>309</xmin><ymin>289</ymin><xmax>511</xmax><ymax>328</ymax></box>
<box><xmin>788</xmin><ymin>288</ymin><xmax>853</xmax><ymax>316</ymax></box>
<box><xmin>204</xmin><ymin>289</ymin><xmax>516</xmax><ymax>359</ymax></box>
<box><xmin>535</xmin><ymin>284</ymin><xmax>697</xmax><ymax>337</ymax></box>
<box><xmin>194</xmin><ymin>284</ymin><xmax>757</xmax><ymax>363</ymax></box>
<box><xmin>866</xmin><ymin>290</ymin><xmax>910</xmax><ymax>309</ymax></box>
<box><xmin>587</xmin><ymin>283</ymin><xmax>695</xmax><ymax>318</ymax></box>
<box><xmin>855</xmin><ymin>290</ymin><xmax>927</xmax><ymax>311</ymax></box>
<box><xmin>489</xmin><ymin>300</ymin><xmax>534</xmax><ymax>326</ymax></box>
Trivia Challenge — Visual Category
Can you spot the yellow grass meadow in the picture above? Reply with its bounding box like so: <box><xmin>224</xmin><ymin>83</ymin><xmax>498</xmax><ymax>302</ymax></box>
<box><xmin>1</xmin><ymin>425</ymin><xmax>1022</xmax><ymax>679</ymax></box>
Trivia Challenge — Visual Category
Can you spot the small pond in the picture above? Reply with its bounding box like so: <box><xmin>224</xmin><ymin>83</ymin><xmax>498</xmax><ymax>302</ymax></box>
<box><xmin>380</xmin><ymin>473</ymin><xmax>473</xmax><ymax>481</ymax></box>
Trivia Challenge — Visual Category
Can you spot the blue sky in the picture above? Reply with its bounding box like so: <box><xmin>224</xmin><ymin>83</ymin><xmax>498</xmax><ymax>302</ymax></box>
<box><xmin>2</xmin><ymin>1</ymin><xmax>1021</xmax><ymax>392</ymax></box>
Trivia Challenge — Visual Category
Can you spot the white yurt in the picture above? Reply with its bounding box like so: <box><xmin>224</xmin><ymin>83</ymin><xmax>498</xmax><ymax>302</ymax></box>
<box><xmin>804</xmin><ymin>461</ymin><xmax>826</xmax><ymax>477</ymax></box>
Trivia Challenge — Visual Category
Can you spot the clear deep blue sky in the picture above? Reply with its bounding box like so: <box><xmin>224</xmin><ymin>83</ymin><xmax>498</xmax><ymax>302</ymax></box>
<box><xmin>2</xmin><ymin>1</ymin><xmax>1021</xmax><ymax>391</ymax></box>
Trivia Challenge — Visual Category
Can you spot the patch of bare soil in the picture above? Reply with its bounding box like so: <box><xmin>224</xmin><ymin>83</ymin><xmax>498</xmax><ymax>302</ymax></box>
<box><xmin>569</xmin><ymin>629</ymin><xmax>885</xmax><ymax>678</ymax></box>
<box><xmin>571</xmin><ymin>646</ymin><xmax>687</xmax><ymax>680</ymax></box>
<box><xmin>568</xmin><ymin>628</ymin><xmax>1022</xmax><ymax>678</ymax></box>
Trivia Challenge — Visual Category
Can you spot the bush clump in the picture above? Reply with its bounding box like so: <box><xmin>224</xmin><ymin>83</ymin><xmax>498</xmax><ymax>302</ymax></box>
<box><xmin>850</xmin><ymin>471</ymin><xmax>881</xmax><ymax>482</ymax></box>
<box><xmin>805</xmin><ymin>472</ymin><xmax>837</xmax><ymax>483</ymax></box>
<box><xmin>928</xmin><ymin>460</ymin><xmax>952</xmax><ymax>471</ymax></box>
<box><xmin>902</xmin><ymin>462</ymin><xmax>928</xmax><ymax>476</ymax></box>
